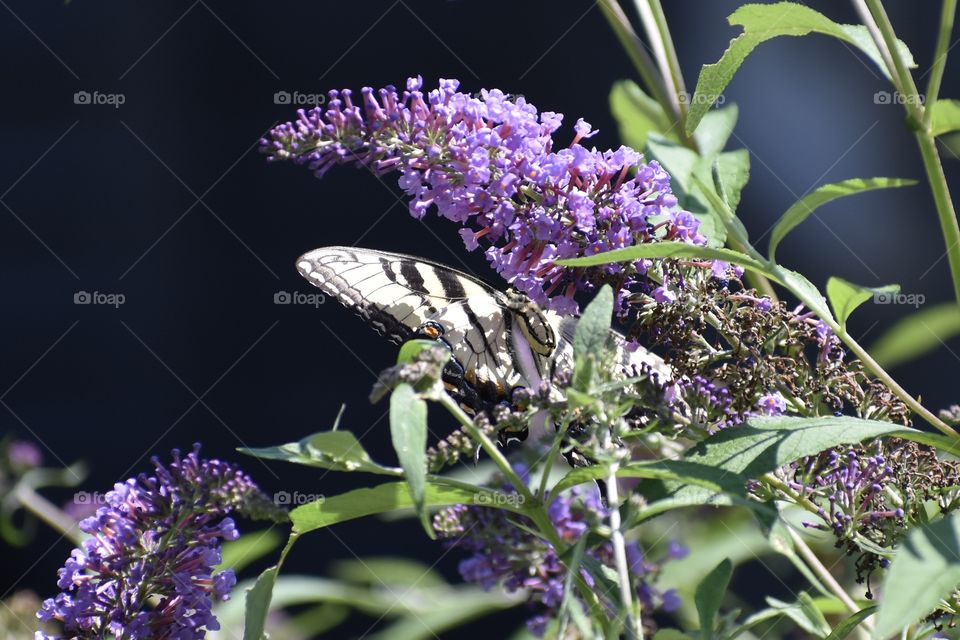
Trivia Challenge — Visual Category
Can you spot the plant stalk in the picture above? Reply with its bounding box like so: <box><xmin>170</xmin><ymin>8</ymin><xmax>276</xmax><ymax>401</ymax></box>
<box><xmin>787</xmin><ymin>527</ymin><xmax>873</xmax><ymax>637</ymax></box>
<box><xmin>14</xmin><ymin>482</ymin><xmax>85</xmax><ymax>546</ymax></box>
<box><xmin>634</xmin><ymin>0</ymin><xmax>692</xmax><ymax>147</ymax></box>
<box><xmin>605</xmin><ymin>435</ymin><xmax>643</xmax><ymax>639</ymax></box>
<box><xmin>855</xmin><ymin>0</ymin><xmax>960</xmax><ymax>304</ymax></box>
<box><xmin>923</xmin><ymin>0</ymin><xmax>958</xmax><ymax>118</ymax></box>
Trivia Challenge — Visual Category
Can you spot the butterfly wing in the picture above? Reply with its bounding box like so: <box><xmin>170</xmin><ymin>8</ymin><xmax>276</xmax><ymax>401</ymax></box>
<box><xmin>296</xmin><ymin>246</ymin><xmax>521</xmax><ymax>402</ymax></box>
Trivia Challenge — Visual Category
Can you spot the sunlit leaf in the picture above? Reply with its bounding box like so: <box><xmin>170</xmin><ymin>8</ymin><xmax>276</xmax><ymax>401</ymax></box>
<box><xmin>826</xmin><ymin>277</ymin><xmax>899</xmax><ymax>329</ymax></box>
<box><xmin>695</xmin><ymin>559</ymin><xmax>732</xmax><ymax>639</ymax></box>
<box><xmin>768</xmin><ymin>178</ymin><xmax>916</xmax><ymax>262</ymax></box>
<box><xmin>929</xmin><ymin>99</ymin><xmax>960</xmax><ymax>137</ymax></box>
<box><xmin>874</xmin><ymin>513</ymin><xmax>960</xmax><ymax>637</ymax></box>
<box><xmin>390</xmin><ymin>383</ymin><xmax>431</xmax><ymax>537</ymax></box>
<box><xmin>686</xmin><ymin>2</ymin><xmax>915</xmax><ymax>135</ymax></box>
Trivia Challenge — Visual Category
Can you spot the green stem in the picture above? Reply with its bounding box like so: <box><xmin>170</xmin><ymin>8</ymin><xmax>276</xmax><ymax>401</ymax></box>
<box><xmin>787</xmin><ymin>528</ymin><xmax>873</xmax><ymax>640</ymax></box>
<box><xmin>15</xmin><ymin>483</ymin><xmax>85</xmax><ymax>546</ymax></box>
<box><xmin>598</xmin><ymin>0</ymin><xmax>696</xmax><ymax>149</ymax></box>
<box><xmin>856</xmin><ymin>0</ymin><xmax>960</xmax><ymax>304</ymax></box>
<box><xmin>537</xmin><ymin>416</ymin><xmax>569</xmax><ymax>499</ymax></box>
<box><xmin>437</xmin><ymin>393</ymin><xmax>535</xmax><ymax>504</ymax></box>
<box><xmin>607</xmin><ymin>454</ymin><xmax>643</xmax><ymax>639</ymax></box>
<box><xmin>923</xmin><ymin>0</ymin><xmax>958</xmax><ymax>118</ymax></box>
<box><xmin>634</xmin><ymin>0</ymin><xmax>696</xmax><ymax>150</ymax></box>
<box><xmin>782</xmin><ymin>278</ymin><xmax>958</xmax><ymax>436</ymax></box>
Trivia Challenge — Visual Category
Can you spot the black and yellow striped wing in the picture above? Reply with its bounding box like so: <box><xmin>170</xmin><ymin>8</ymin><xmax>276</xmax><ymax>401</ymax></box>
<box><xmin>296</xmin><ymin>247</ymin><xmax>525</xmax><ymax>400</ymax></box>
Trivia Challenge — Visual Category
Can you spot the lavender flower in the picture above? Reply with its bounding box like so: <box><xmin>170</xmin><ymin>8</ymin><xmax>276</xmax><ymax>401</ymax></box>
<box><xmin>7</xmin><ymin>440</ymin><xmax>42</xmax><ymax>472</ymax></box>
<box><xmin>756</xmin><ymin>391</ymin><xmax>787</xmax><ymax>416</ymax></box>
<box><xmin>433</xmin><ymin>473</ymin><xmax>681</xmax><ymax>636</ymax></box>
<box><xmin>262</xmin><ymin>77</ymin><xmax>702</xmax><ymax>313</ymax></box>
<box><xmin>37</xmin><ymin>445</ymin><xmax>286</xmax><ymax>639</ymax></box>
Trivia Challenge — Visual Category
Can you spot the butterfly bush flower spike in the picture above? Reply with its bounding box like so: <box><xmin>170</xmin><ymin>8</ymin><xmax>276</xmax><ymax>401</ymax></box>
<box><xmin>433</xmin><ymin>470</ymin><xmax>682</xmax><ymax>636</ymax></box>
<box><xmin>262</xmin><ymin>77</ymin><xmax>704</xmax><ymax>314</ymax></box>
<box><xmin>37</xmin><ymin>445</ymin><xmax>287</xmax><ymax>639</ymax></box>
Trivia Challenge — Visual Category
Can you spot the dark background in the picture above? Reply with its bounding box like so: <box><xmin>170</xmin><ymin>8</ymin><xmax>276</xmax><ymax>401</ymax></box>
<box><xmin>1</xmin><ymin>1</ymin><xmax>957</xmax><ymax>637</ymax></box>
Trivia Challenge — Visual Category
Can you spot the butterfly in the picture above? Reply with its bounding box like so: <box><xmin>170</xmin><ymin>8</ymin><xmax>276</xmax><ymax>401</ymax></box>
<box><xmin>295</xmin><ymin>246</ymin><xmax>672</xmax><ymax>435</ymax></box>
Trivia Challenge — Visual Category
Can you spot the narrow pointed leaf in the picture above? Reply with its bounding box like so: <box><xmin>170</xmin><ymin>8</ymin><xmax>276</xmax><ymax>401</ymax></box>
<box><xmin>695</xmin><ymin>559</ymin><xmax>732</xmax><ymax>639</ymax></box>
<box><xmin>241</xmin><ymin>431</ymin><xmax>400</xmax><ymax>476</ymax></box>
<box><xmin>769</xmin><ymin>178</ymin><xmax>916</xmax><ymax>261</ymax></box>
<box><xmin>826</xmin><ymin>277</ymin><xmax>899</xmax><ymax>329</ymax></box>
<box><xmin>874</xmin><ymin>513</ymin><xmax>960</xmax><ymax>637</ymax></box>
<box><xmin>610</xmin><ymin>80</ymin><xmax>675</xmax><ymax>150</ymax></box>
<box><xmin>290</xmin><ymin>481</ymin><xmax>509</xmax><ymax>534</ymax></box>
<box><xmin>243</xmin><ymin>566</ymin><xmax>279</xmax><ymax>640</ymax></box>
<box><xmin>929</xmin><ymin>99</ymin><xmax>960</xmax><ymax>137</ymax></box>
<box><xmin>389</xmin><ymin>384</ymin><xmax>431</xmax><ymax>536</ymax></box>
<box><xmin>824</xmin><ymin>606</ymin><xmax>876</xmax><ymax>639</ymax></box>
<box><xmin>713</xmin><ymin>149</ymin><xmax>750</xmax><ymax>212</ymax></box>
<box><xmin>558</xmin><ymin>243</ymin><xmax>766</xmax><ymax>272</ymax></box>
<box><xmin>686</xmin><ymin>2</ymin><xmax>915</xmax><ymax>134</ymax></box>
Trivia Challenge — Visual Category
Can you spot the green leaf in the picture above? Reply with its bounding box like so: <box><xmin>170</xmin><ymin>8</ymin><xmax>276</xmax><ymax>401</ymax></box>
<box><xmin>290</xmin><ymin>481</ymin><xmax>507</xmax><ymax>535</ymax></box>
<box><xmin>685</xmin><ymin>416</ymin><xmax>905</xmax><ymax>478</ymax></box>
<box><xmin>646</xmin><ymin>135</ymin><xmax>726</xmax><ymax>247</ymax></box>
<box><xmin>574</xmin><ymin>285</ymin><xmax>613</xmax><ymax>360</ymax></box>
<box><xmin>824</xmin><ymin>606</ymin><xmax>876</xmax><ymax>640</ymax></box>
<box><xmin>826</xmin><ymin>277</ymin><xmax>899</xmax><ymax>329</ymax></box>
<box><xmin>397</xmin><ymin>339</ymin><xmax>445</xmax><ymax>364</ymax></box>
<box><xmin>713</xmin><ymin>149</ymin><xmax>750</xmax><ymax>213</ymax></box>
<box><xmin>766</xmin><ymin>594</ymin><xmax>831</xmax><ymax>637</ymax></box>
<box><xmin>686</xmin><ymin>2</ymin><xmax>915</xmax><ymax>134</ymax></box>
<box><xmin>241</xmin><ymin>431</ymin><xmax>399</xmax><ymax>476</ymax></box>
<box><xmin>874</xmin><ymin>513</ymin><xmax>960</xmax><ymax>637</ymax></box>
<box><xmin>389</xmin><ymin>383</ymin><xmax>431</xmax><ymax>537</ymax></box>
<box><xmin>695</xmin><ymin>559</ymin><xmax>732</xmax><ymax>639</ymax></box>
<box><xmin>553</xmin><ymin>459</ymin><xmax>750</xmax><ymax>502</ymax></box>
<box><xmin>220</xmin><ymin>528</ymin><xmax>284</xmax><ymax>574</ymax></box>
<box><xmin>772</xmin><ymin>265</ymin><xmax>833</xmax><ymax>320</ymax></box>
<box><xmin>558</xmin><ymin>243</ymin><xmax>766</xmax><ymax>273</ymax></box>
<box><xmin>869</xmin><ymin>303</ymin><xmax>960</xmax><ymax>369</ymax></box>
<box><xmin>610</xmin><ymin>80</ymin><xmax>675</xmax><ymax>150</ymax></box>
<box><xmin>768</xmin><ymin>178</ymin><xmax>917</xmax><ymax>262</ymax></box>
<box><xmin>694</xmin><ymin>103</ymin><xmax>739</xmax><ymax>158</ymax></box>
<box><xmin>653</xmin><ymin>631</ymin><xmax>695</xmax><ymax>640</ymax></box>
<box><xmin>243</xmin><ymin>565</ymin><xmax>279</xmax><ymax>640</ymax></box>
<box><xmin>927</xmin><ymin>99</ymin><xmax>960</xmax><ymax>137</ymax></box>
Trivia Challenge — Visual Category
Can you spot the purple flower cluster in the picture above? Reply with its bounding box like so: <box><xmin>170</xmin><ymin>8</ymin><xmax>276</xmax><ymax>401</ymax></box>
<box><xmin>666</xmin><ymin>375</ymin><xmax>741</xmax><ymax>431</ymax></box>
<box><xmin>38</xmin><ymin>445</ymin><xmax>286</xmax><ymax>639</ymax></box>
<box><xmin>787</xmin><ymin>447</ymin><xmax>904</xmax><ymax>540</ymax></box>
<box><xmin>261</xmin><ymin>76</ymin><xmax>703</xmax><ymax>314</ymax></box>
<box><xmin>434</xmin><ymin>473</ymin><xmax>683</xmax><ymax>636</ymax></box>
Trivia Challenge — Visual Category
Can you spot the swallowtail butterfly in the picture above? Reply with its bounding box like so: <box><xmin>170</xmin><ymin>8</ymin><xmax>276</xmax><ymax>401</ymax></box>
<box><xmin>296</xmin><ymin>247</ymin><xmax>672</xmax><ymax>434</ymax></box>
